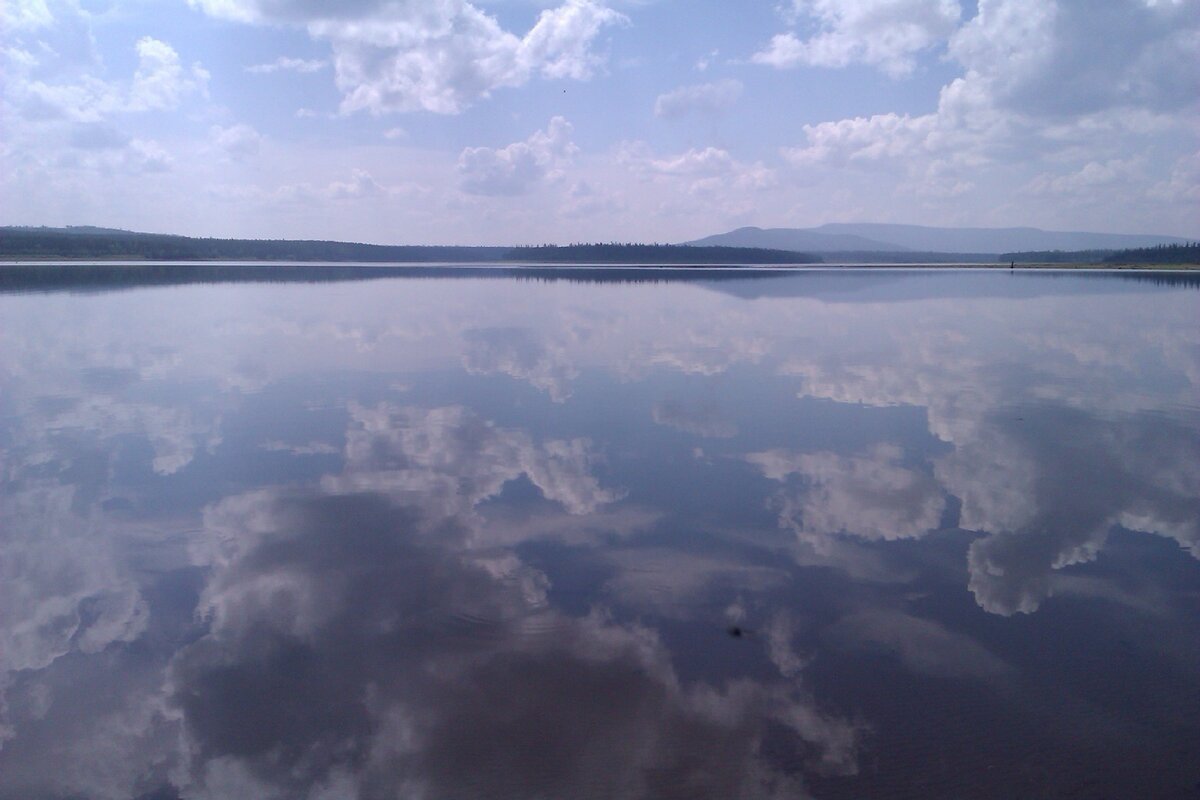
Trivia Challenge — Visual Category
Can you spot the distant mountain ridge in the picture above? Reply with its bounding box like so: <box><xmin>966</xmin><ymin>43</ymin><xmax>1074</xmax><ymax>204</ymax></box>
<box><xmin>688</xmin><ymin>224</ymin><xmax>1191</xmax><ymax>254</ymax></box>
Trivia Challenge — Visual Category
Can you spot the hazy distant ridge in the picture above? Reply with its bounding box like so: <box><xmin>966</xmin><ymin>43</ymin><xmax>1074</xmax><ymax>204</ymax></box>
<box><xmin>689</xmin><ymin>224</ymin><xmax>1191</xmax><ymax>254</ymax></box>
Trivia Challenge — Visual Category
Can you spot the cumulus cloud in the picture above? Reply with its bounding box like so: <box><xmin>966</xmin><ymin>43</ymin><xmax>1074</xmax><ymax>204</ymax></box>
<box><xmin>654</xmin><ymin>78</ymin><xmax>742</xmax><ymax>118</ymax></box>
<box><xmin>1024</xmin><ymin>158</ymin><xmax>1145</xmax><ymax>196</ymax></box>
<box><xmin>244</xmin><ymin>55</ymin><xmax>327</xmax><ymax>74</ymax></box>
<box><xmin>10</xmin><ymin>33</ymin><xmax>207</xmax><ymax>123</ymax></box>
<box><xmin>225</xmin><ymin>168</ymin><xmax>404</xmax><ymax>205</ymax></box>
<box><xmin>2</xmin><ymin>0</ymin><xmax>56</xmax><ymax>29</ymax></box>
<box><xmin>127</xmin><ymin>36</ymin><xmax>209</xmax><ymax>111</ymax></box>
<box><xmin>326</xmin><ymin>167</ymin><xmax>386</xmax><ymax>199</ymax></box>
<box><xmin>772</xmin><ymin>0</ymin><xmax>1200</xmax><ymax>227</ymax></box>
<box><xmin>617</xmin><ymin>142</ymin><xmax>779</xmax><ymax>201</ymax></box>
<box><xmin>190</xmin><ymin>0</ymin><xmax>627</xmax><ymax>114</ymax></box>
<box><xmin>125</xmin><ymin>138</ymin><xmax>174</xmax><ymax>173</ymax></box>
<box><xmin>781</xmin><ymin>112</ymin><xmax>937</xmax><ymax>166</ymax></box>
<box><xmin>458</xmin><ymin>116</ymin><xmax>577</xmax><ymax>196</ymax></box>
<box><xmin>948</xmin><ymin>0</ymin><xmax>1200</xmax><ymax>117</ymax></box>
<box><xmin>753</xmin><ymin>0</ymin><xmax>963</xmax><ymax>78</ymax></box>
<box><xmin>647</xmin><ymin>146</ymin><xmax>735</xmax><ymax>176</ymax></box>
<box><xmin>211</xmin><ymin>123</ymin><xmax>263</xmax><ymax>159</ymax></box>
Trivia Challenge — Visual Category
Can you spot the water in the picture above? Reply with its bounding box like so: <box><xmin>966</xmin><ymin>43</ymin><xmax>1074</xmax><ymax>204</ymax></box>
<box><xmin>1</xmin><ymin>268</ymin><xmax>1197</xmax><ymax>799</ymax></box>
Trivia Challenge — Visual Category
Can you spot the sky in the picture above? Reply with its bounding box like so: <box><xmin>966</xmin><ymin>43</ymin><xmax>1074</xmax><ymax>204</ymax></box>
<box><xmin>2</xmin><ymin>0</ymin><xmax>1198</xmax><ymax>245</ymax></box>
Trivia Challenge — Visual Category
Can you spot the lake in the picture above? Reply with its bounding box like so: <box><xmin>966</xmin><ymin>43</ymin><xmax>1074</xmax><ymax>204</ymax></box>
<box><xmin>1</xmin><ymin>267</ymin><xmax>1197</xmax><ymax>799</ymax></box>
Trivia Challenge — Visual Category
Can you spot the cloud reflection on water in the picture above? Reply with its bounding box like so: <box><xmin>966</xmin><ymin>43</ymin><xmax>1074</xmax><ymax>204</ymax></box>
<box><xmin>0</xmin><ymin>271</ymin><xmax>1197</xmax><ymax>797</ymax></box>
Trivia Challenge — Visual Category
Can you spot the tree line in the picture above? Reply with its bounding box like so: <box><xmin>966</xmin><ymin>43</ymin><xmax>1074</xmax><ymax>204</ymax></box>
<box><xmin>502</xmin><ymin>243</ymin><xmax>821</xmax><ymax>264</ymax></box>
<box><xmin>0</xmin><ymin>228</ymin><xmax>507</xmax><ymax>262</ymax></box>
<box><xmin>1104</xmin><ymin>242</ymin><xmax>1200</xmax><ymax>265</ymax></box>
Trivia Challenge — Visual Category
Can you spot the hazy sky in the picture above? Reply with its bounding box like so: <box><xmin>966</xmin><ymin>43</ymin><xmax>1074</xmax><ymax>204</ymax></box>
<box><xmin>3</xmin><ymin>0</ymin><xmax>1197</xmax><ymax>244</ymax></box>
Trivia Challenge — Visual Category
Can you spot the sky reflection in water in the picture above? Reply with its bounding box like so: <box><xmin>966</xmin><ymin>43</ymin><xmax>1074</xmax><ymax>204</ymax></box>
<box><xmin>0</xmin><ymin>269</ymin><xmax>1198</xmax><ymax>799</ymax></box>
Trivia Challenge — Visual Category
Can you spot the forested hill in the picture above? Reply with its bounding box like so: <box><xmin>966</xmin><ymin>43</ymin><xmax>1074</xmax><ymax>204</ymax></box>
<box><xmin>0</xmin><ymin>227</ymin><xmax>508</xmax><ymax>262</ymax></box>
<box><xmin>1</xmin><ymin>228</ymin><xmax>819</xmax><ymax>265</ymax></box>
<box><xmin>503</xmin><ymin>244</ymin><xmax>820</xmax><ymax>264</ymax></box>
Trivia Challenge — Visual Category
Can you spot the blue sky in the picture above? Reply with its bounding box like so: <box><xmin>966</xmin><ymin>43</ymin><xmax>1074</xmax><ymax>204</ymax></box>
<box><xmin>3</xmin><ymin>0</ymin><xmax>1197</xmax><ymax>244</ymax></box>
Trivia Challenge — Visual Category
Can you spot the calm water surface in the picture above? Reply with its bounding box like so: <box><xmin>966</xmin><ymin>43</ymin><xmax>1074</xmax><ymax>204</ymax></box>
<box><xmin>1</xmin><ymin>268</ymin><xmax>1198</xmax><ymax>799</ymax></box>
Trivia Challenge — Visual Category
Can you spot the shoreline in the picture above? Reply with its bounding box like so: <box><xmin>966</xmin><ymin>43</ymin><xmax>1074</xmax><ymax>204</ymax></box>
<box><xmin>1</xmin><ymin>259</ymin><xmax>1197</xmax><ymax>270</ymax></box>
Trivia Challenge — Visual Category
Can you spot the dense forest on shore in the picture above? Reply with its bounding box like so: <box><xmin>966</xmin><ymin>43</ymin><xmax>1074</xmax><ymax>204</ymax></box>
<box><xmin>0</xmin><ymin>227</ymin><xmax>508</xmax><ymax>262</ymax></box>
<box><xmin>1001</xmin><ymin>249</ymin><xmax>1113</xmax><ymax>264</ymax></box>
<box><xmin>998</xmin><ymin>243</ymin><xmax>1200</xmax><ymax>265</ymax></box>
<box><xmin>1</xmin><ymin>228</ymin><xmax>820</xmax><ymax>265</ymax></box>
<box><xmin>1105</xmin><ymin>242</ymin><xmax>1200</xmax><ymax>264</ymax></box>
<box><xmin>5</xmin><ymin>227</ymin><xmax>1196</xmax><ymax>267</ymax></box>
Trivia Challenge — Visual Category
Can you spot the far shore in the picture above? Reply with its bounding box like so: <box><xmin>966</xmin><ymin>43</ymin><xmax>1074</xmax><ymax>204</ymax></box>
<box><xmin>1</xmin><ymin>258</ymin><xmax>1197</xmax><ymax>270</ymax></box>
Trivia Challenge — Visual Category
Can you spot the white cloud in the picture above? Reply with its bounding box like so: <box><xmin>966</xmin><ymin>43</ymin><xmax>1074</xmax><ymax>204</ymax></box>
<box><xmin>948</xmin><ymin>0</ymin><xmax>1200</xmax><ymax>117</ymax></box>
<box><xmin>654</xmin><ymin>78</ymin><xmax>742</xmax><ymax>118</ymax></box>
<box><xmin>1024</xmin><ymin>158</ymin><xmax>1143</xmax><ymax>196</ymax></box>
<box><xmin>11</xmin><ymin>35</ymin><xmax>207</xmax><ymax>122</ymax></box>
<box><xmin>457</xmin><ymin>116</ymin><xmax>577</xmax><ymax>196</ymax></box>
<box><xmin>227</xmin><ymin>168</ymin><xmax>406</xmax><ymax>206</ymax></box>
<box><xmin>772</xmin><ymin>0</ymin><xmax>1200</xmax><ymax>229</ymax></box>
<box><xmin>616</xmin><ymin>142</ymin><xmax>779</xmax><ymax>204</ymax></box>
<box><xmin>1</xmin><ymin>0</ymin><xmax>54</xmax><ymax>29</ymax></box>
<box><xmin>126</xmin><ymin>138</ymin><xmax>173</xmax><ymax>173</ymax></box>
<box><xmin>127</xmin><ymin>37</ymin><xmax>209</xmax><ymax>111</ymax></box>
<box><xmin>1151</xmin><ymin>149</ymin><xmax>1200</xmax><ymax>203</ymax></box>
<box><xmin>190</xmin><ymin>0</ymin><xmax>627</xmax><ymax>115</ymax></box>
<box><xmin>326</xmin><ymin>167</ymin><xmax>385</xmax><ymax>199</ymax></box>
<box><xmin>648</xmin><ymin>146</ymin><xmax>735</xmax><ymax>176</ymax></box>
<box><xmin>753</xmin><ymin>0</ymin><xmax>963</xmax><ymax>78</ymax></box>
<box><xmin>782</xmin><ymin>112</ymin><xmax>937</xmax><ymax>166</ymax></box>
<box><xmin>211</xmin><ymin>123</ymin><xmax>263</xmax><ymax>159</ymax></box>
<box><xmin>21</xmin><ymin>76</ymin><xmax>120</xmax><ymax>122</ymax></box>
<box><xmin>244</xmin><ymin>55</ymin><xmax>327</xmax><ymax>74</ymax></box>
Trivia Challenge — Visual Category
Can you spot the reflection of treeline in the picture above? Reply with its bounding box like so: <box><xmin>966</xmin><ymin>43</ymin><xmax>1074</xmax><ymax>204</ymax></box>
<box><xmin>0</xmin><ymin>263</ymin><xmax>440</xmax><ymax>293</ymax></box>
<box><xmin>3</xmin><ymin>262</ymin><xmax>1197</xmax><ymax>296</ymax></box>
<box><xmin>1000</xmin><ymin>250</ymin><xmax>1113</xmax><ymax>263</ymax></box>
<box><xmin>0</xmin><ymin>227</ymin><xmax>508</xmax><ymax>262</ymax></box>
<box><xmin>820</xmin><ymin>250</ymin><xmax>998</xmax><ymax>264</ymax></box>
<box><xmin>503</xmin><ymin>243</ymin><xmax>820</xmax><ymax>264</ymax></box>
<box><xmin>1104</xmin><ymin>242</ymin><xmax>1200</xmax><ymax>264</ymax></box>
<box><xmin>0</xmin><ymin>263</ymin><xmax>794</xmax><ymax>294</ymax></box>
<box><xmin>1027</xmin><ymin>269</ymin><xmax>1200</xmax><ymax>289</ymax></box>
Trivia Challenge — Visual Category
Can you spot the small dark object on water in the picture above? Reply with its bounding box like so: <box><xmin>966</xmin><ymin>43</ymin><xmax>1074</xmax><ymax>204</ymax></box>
<box><xmin>726</xmin><ymin>625</ymin><xmax>754</xmax><ymax>638</ymax></box>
